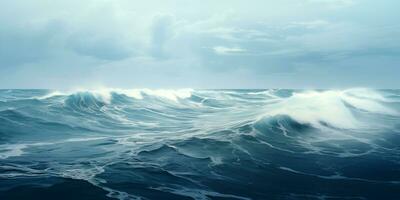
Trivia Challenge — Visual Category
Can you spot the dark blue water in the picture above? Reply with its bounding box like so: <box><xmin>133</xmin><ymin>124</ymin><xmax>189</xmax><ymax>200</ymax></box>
<box><xmin>0</xmin><ymin>89</ymin><xmax>399</xmax><ymax>200</ymax></box>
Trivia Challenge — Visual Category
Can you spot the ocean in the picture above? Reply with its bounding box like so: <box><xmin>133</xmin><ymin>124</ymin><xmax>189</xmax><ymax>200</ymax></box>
<box><xmin>0</xmin><ymin>89</ymin><xmax>399</xmax><ymax>200</ymax></box>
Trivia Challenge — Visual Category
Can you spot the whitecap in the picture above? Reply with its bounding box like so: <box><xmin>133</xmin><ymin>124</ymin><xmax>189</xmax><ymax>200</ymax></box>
<box><xmin>262</xmin><ymin>88</ymin><xmax>397</xmax><ymax>129</ymax></box>
<box><xmin>0</xmin><ymin>144</ymin><xmax>27</xmax><ymax>159</ymax></box>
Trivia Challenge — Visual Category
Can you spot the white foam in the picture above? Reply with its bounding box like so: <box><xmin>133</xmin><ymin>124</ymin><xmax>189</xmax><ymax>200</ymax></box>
<box><xmin>36</xmin><ymin>91</ymin><xmax>66</xmax><ymax>100</ymax></box>
<box><xmin>0</xmin><ymin>139</ymin><xmax>105</xmax><ymax>160</ymax></box>
<box><xmin>0</xmin><ymin>144</ymin><xmax>27</xmax><ymax>159</ymax></box>
<box><xmin>342</xmin><ymin>89</ymin><xmax>398</xmax><ymax>115</ymax></box>
<box><xmin>266</xmin><ymin>90</ymin><xmax>360</xmax><ymax>129</ymax></box>
<box><xmin>64</xmin><ymin>137</ymin><xmax>107</xmax><ymax>142</ymax></box>
<box><xmin>264</xmin><ymin>89</ymin><xmax>397</xmax><ymax>129</ymax></box>
<box><xmin>152</xmin><ymin>186</ymin><xmax>250</xmax><ymax>200</ymax></box>
<box><xmin>60</xmin><ymin>166</ymin><xmax>105</xmax><ymax>181</ymax></box>
<box><xmin>116</xmin><ymin>89</ymin><xmax>143</xmax><ymax>99</ymax></box>
<box><xmin>140</xmin><ymin>89</ymin><xmax>193</xmax><ymax>101</ymax></box>
<box><xmin>344</xmin><ymin>88</ymin><xmax>388</xmax><ymax>102</ymax></box>
<box><xmin>38</xmin><ymin>88</ymin><xmax>193</xmax><ymax>103</ymax></box>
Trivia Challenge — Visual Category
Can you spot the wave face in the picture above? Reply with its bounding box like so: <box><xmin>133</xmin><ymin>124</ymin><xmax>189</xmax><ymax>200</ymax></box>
<box><xmin>1</xmin><ymin>89</ymin><xmax>400</xmax><ymax>200</ymax></box>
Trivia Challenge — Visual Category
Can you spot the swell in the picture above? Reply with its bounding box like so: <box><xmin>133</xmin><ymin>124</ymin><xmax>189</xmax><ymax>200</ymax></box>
<box><xmin>1</xmin><ymin>88</ymin><xmax>398</xmax><ymax>139</ymax></box>
<box><xmin>1</xmin><ymin>89</ymin><xmax>400</xmax><ymax>200</ymax></box>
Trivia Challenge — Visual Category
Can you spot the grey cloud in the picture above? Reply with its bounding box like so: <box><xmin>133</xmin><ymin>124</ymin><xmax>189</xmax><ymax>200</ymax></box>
<box><xmin>0</xmin><ymin>0</ymin><xmax>399</xmax><ymax>88</ymax></box>
<box><xmin>66</xmin><ymin>34</ymin><xmax>134</xmax><ymax>61</ymax></box>
<box><xmin>149</xmin><ymin>15</ymin><xmax>175</xmax><ymax>59</ymax></box>
<box><xmin>0</xmin><ymin>23</ymin><xmax>62</xmax><ymax>67</ymax></box>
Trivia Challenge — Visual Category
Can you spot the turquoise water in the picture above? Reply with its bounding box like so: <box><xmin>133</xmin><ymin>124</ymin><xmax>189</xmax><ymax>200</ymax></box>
<box><xmin>0</xmin><ymin>89</ymin><xmax>399</xmax><ymax>199</ymax></box>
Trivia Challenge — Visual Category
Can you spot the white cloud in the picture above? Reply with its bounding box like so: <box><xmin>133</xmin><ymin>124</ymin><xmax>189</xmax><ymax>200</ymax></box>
<box><xmin>287</xmin><ymin>20</ymin><xmax>331</xmax><ymax>29</ymax></box>
<box><xmin>306</xmin><ymin>0</ymin><xmax>356</xmax><ymax>8</ymax></box>
<box><xmin>213</xmin><ymin>46</ymin><xmax>246</xmax><ymax>55</ymax></box>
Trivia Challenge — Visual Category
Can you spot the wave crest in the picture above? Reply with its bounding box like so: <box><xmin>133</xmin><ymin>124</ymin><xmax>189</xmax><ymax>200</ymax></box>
<box><xmin>27</xmin><ymin>88</ymin><xmax>400</xmax><ymax>131</ymax></box>
<box><xmin>39</xmin><ymin>88</ymin><xmax>194</xmax><ymax>103</ymax></box>
<box><xmin>261</xmin><ymin>89</ymin><xmax>397</xmax><ymax>129</ymax></box>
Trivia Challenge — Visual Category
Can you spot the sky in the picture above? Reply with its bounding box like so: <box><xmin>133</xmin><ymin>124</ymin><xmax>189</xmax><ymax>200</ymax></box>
<box><xmin>0</xmin><ymin>0</ymin><xmax>399</xmax><ymax>89</ymax></box>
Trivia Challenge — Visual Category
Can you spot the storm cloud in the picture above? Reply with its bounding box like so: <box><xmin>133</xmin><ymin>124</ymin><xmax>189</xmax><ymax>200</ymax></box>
<box><xmin>0</xmin><ymin>0</ymin><xmax>399</xmax><ymax>88</ymax></box>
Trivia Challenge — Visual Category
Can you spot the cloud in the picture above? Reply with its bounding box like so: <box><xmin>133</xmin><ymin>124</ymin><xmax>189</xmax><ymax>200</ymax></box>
<box><xmin>150</xmin><ymin>15</ymin><xmax>175</xmax><ymax>59</ymax></box>
<box><xmin>67</xmin><ymin>34</ymin><xmax>134</xmax><ymax>60</ymax></box>
<box><xmin>0</xmin><ymin>21</ymin><xmax>62</xmax><ymax>67</ymax></box>
<box><xmin>306</xmin><ymin>0</ymin><xmax>356</xmax><ymax>8</ymax></box>
<box><xmin>287</xmin><ymin>20</ymin><xmax>330</xmax><ymax>29</ymax></box>
<box><xmin>213</xmin><ymin>46</ymin><xmax>246</xmax><ymax>55</ymax></box>
<box><xmin>0</xmin><ymin>0</ymin><xmax>399</xmax><ymax>88</ymax></box>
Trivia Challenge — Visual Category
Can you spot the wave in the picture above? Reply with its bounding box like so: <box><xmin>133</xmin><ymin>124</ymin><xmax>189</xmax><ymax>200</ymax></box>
<box><xmin>37</xmin><ymin>88</ymin><xmax>194</xmax><ymax>103</ymax></box>
<box><xmin>1</xmin><ymin>88</ymin><xmax>397</xmax><ymax>142</ymax></box>
<box><xmin>260</xmin><ymin>89</ymin><xmax>398</xmax><ymax>129</ymax></box>
<box><xmin>1</xmin><ymin>88</ymin><xmax>400</xmax><ymax>200</ymax></box>
<box><xmin>4</xmin><ymin>88</ymin><xmax>397</xmax><ymax>133</ymax></box>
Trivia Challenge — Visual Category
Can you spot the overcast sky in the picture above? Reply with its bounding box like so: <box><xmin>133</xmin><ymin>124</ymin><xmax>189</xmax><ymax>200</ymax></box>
<box><xmin>0</xmin><ymin>0</ymin><xmax>399</xmax><ymax>89</ymax></box>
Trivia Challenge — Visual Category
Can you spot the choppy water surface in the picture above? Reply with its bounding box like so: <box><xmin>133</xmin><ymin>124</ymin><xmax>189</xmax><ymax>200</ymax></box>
<box><xmin>0</xmin><ymin>89</ymin><xmax>399</xmax><ymax>200</ymax></box>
